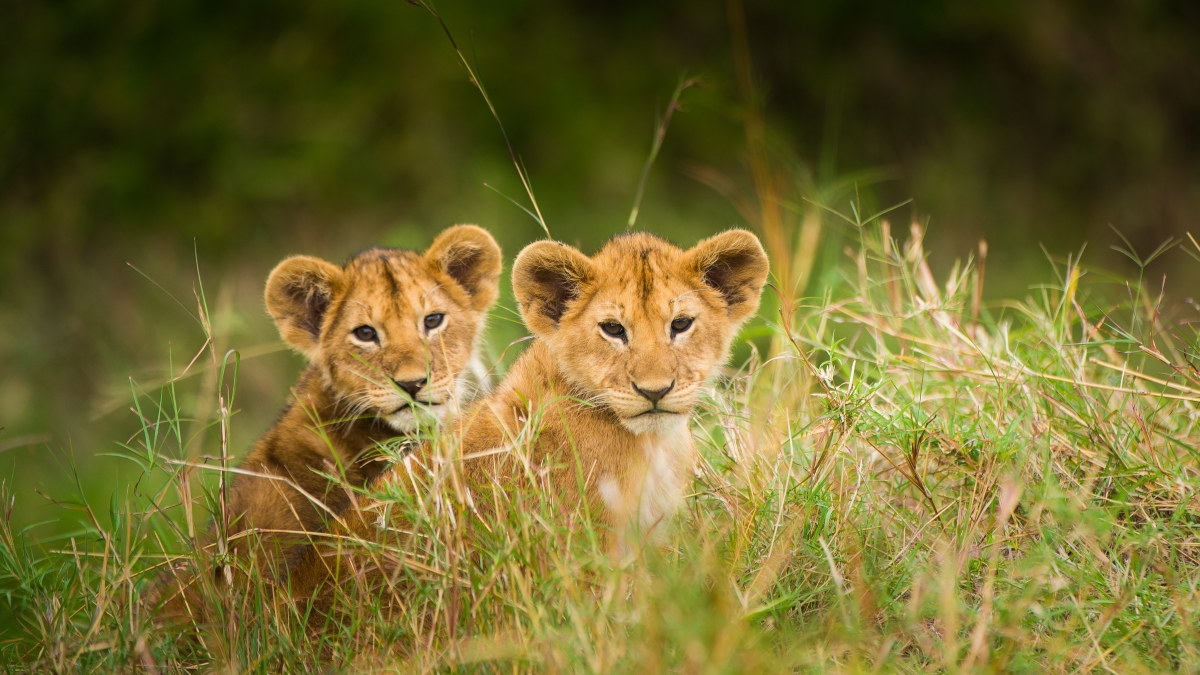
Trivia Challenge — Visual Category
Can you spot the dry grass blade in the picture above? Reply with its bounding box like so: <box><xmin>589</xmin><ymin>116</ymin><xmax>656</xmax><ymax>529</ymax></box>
<box><xmin>627</xmin><ymin>76</ymin><xmax>699</xmax><ymax>230</ymax></box>
<box><xmin>413</xmin><ymin>0</ymin><xmax>549</xmax><ymax>238</ymax></box>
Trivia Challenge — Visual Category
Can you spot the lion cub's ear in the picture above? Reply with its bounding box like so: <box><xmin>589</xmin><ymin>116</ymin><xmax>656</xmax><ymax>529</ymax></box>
<box><xmin>425</xmin><ymin>225</ymin><xmax>503</xmax><ymax>312</ymax></box>
<box><xmin>265</xmin><ymin>256</ymin><xmax>344</xmax><ymax>358</ymax></box>
<box><xmin>512</xmin><ymin>240</ymin><xmax>594</xmax><ymax>336</ymax></box>
<box><xmin>685</xmin><ymin>229</ymin><xmax>770</xmax><ymax>323</ymax></box>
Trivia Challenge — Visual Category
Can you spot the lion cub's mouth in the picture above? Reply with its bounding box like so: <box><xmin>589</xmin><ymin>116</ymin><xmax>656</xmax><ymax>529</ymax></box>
<box><xmin>633</xmin><ymin>408</ymin><xmax>679</xmax><ymax>418</ymax></box>
<box><xmin>390</xmin><ymin>401</ymin><xmax>442</xmax><ymax>414</ymax></box>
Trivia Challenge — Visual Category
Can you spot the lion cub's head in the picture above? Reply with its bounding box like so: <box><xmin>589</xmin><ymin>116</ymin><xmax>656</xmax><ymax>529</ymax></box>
<box><xmin>513</xmin><ymin>230</ymin><xmax>768</xmax><ymax>434</ymax></box>
<box><xmin>266</xmin><ymin>225</ymin><xmax>502</xmax><ymax>432</ymax></box>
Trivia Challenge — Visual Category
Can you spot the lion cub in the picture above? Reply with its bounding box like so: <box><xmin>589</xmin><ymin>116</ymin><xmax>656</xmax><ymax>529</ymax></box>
<box><xmin>223</xmin><ymin>225</ymin><xmax>501</xmax><ymax>561</ymax></box>
<box><xmin>287</xmin><ymin>230</ymin><xmax>767</xmax><ymax>597</ymax></box>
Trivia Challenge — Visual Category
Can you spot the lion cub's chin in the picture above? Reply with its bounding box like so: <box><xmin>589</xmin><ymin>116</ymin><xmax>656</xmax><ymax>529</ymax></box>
<box><xmin>619</xmin><ymin>411</ymin><xmax>689</xmax><ymax>436</ymax></box>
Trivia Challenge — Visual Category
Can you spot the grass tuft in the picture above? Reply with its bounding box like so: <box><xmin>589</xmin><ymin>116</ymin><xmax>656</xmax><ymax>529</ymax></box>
<box><xmin>2</xmin><ymin>221</ymin><xmax>1199</xmax><ymax>673</ymax></box>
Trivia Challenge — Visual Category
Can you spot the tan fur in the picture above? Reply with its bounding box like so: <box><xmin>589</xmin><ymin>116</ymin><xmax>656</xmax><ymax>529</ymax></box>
<box><xmin>149</xmin><ymin>226</ymin><xmax>500</xmax><ymax>616</ymax></box>
<box><xmin>231</xmin><ymin>225</ymin><xmax>501</xmax><ymax>553</ymax></box>
<box><xmin>287</xmin><ymin>230</ymin><xmax>768</xmax><ymax>601</ymax></box>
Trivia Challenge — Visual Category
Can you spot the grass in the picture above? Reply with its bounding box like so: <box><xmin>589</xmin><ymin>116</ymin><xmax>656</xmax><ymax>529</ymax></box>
<box><xmin>1</xmin><ymin>216</ymin><xmax>1198</xmax><ymax>673</ymax></box>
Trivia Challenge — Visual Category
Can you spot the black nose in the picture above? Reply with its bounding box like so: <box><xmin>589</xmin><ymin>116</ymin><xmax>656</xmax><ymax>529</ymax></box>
<box><xmin>393</xmin><ymin>378</ymin><xmax>427</xmax><ymax>399</ymax></box>
<box><xmin>632</xmin><ymin>381</ymin><xmax>674</xmax><ymax>405</ymax></box>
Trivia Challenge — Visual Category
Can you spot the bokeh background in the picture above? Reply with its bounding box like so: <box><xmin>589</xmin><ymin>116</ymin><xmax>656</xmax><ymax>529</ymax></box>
<box><xmin>2</xmin><ymin>0</ymin><xmax>1199</xmax><ymax>528</ymax></box>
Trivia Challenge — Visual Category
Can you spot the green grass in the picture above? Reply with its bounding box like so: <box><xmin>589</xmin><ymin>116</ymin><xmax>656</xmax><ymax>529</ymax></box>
<box><xmin>2</xmin><ymin>222</ymin><xmax>1199</xmax><ymax>673</ymax></box>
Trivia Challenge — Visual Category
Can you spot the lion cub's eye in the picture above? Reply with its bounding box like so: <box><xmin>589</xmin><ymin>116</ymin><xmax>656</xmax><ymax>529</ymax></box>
<box><xmin>600</xmin><ymin>321</ymin><xmax>627</xmax><ymax>339</ymax></box>
<box><xmin>352</xmin><ymin>325</ymin><xmax>378</xmax><ymax>342</ymax></box>
<box><xmin>671</xmin><ymin>317</ymin><xmax>694</xmax><ymax>335</ymax></box>
<box><xmin>424</xmin><ymin>313</ymin><xmax>445</xmax><ymax>330</ymax></box>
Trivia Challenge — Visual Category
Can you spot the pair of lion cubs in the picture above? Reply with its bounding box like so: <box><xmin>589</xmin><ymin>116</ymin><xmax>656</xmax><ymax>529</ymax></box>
<box><xmin>182</xmin><ymin>225</ymin><xmax>768</xmax><ymax>609</ymax></box>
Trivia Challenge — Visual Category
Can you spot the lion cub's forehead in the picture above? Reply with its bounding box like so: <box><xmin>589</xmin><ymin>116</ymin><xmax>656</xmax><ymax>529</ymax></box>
<box><xmin>333</xmin><ymin>250</ymin><xmax>448</xmax><ymax>324</ymax></box>
<box><xmin>591</xmin><ymin>234</ymin><xmax>700</xmax><ymax>314</ymax></box>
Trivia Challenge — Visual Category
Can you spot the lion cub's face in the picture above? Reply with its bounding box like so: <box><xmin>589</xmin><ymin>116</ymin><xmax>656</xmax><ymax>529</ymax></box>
<box><xmin>266</xmin><ymin>226</ymin><xmax>501</xmax><ymax>432</ymax></box>
<box><xmin>513</xmin><ymin>230</ymin><xmax>768</xmax><ymax>435</ymax></box>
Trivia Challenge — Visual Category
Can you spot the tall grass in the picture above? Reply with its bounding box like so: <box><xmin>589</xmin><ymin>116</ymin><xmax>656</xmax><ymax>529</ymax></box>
<box><xmin>2</xmin><ymin>217</ymin><xmax>1198</xmax><ymax>673</ymax></box>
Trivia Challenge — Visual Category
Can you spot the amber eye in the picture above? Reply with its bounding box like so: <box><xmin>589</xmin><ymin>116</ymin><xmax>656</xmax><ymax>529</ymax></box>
<box><xmin>600</xmin><ymin>321</ymin><xmax>627</xmax><ymax>339</ymax></box>
<box><xmin>424</xmin><ymin>313</ymin><xmax>445</xmax><ymax>330</ymax></box>
<box><xmin>352</xmin><ymin>325</ymin><xmax>378</xmax><ymax>342</ymax></box>
<box><xmin>671</xmin><ymin>317</ymin><xmax>693</xmax><ymax>335</ymax></box>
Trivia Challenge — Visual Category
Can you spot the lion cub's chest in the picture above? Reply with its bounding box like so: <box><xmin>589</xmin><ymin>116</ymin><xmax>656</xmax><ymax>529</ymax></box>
<box><xmin>598</xmin><ymin>424</ymin><xmax>695</xmax><ymax>536</ymax></box>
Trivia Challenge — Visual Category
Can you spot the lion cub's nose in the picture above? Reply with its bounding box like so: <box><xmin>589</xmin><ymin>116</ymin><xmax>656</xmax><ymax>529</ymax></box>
<box><xmin>632</xmin><ymin>381</ymin><xmax>674</xmax><ymax>405</ymax></box>
<box><xmin>393</xmin><ymin>378</ymin><xmax>427</xmax><ymax>399</ymax></box>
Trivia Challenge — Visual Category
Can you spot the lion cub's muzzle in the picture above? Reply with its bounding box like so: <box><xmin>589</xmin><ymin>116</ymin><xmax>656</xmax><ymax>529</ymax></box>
<box><xmin>375</xmin><ymin>376</ymin><xmax>457</xmax><ymax>431</ymax></box>
<box><xmin>386</xmin><ymin>377</ymin><xmax>449</xmax><ymax>410</ymax></box>
<box><xmin>630</xmin><ymin>380</ymin><xmax>682</xmax><ymax>417</ymax></box>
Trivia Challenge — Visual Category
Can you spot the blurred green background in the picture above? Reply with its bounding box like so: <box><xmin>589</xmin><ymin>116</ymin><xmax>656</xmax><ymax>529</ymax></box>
<box><xmin>2</xmin><ymin>0</ymin><xmax>1199</xmax><ymax>528</ymax></box>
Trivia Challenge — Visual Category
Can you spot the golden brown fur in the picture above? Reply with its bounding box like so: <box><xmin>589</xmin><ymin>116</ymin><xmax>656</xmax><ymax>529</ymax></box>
<box><xmin>287</xmin><ymin>229</ymin><xmax>768</xmax><ymax>602</ymax></box>
<box><xmin>226</xmin><ymin>225</ymin><xmax>501</xmax><ymax>556</ymax></box>
<box><xmin>150</xmin><ymin>225</ymin><xmax>500</xmax><ymax>615</ymax></box>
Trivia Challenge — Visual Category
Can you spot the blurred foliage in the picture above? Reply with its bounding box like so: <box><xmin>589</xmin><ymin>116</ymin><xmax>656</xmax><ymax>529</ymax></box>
<box><xmin>1</xmin><ymin>0</ymin><xmax>1199</xmax><ymax>526</ymax></box>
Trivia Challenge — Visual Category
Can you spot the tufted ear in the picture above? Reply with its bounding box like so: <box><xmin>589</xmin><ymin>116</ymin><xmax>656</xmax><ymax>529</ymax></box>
<box><xmin>512</xmin><ymin>240</ymin><xmax>594</xmax><ymax>336</ymax></box>
<box><xmin>425</xmin><ymin>225</ymin><xmax>503</xmax><ymax>312</ymax></box>
<box><xmin>265</xmin><ymin>256</ymin><xmax>344</xmax><ymax>358</ymax></box>
<box><xmin>685</xmin><ymin>229</ymin><xmax>770</xmax><ymax>323</ymax></box>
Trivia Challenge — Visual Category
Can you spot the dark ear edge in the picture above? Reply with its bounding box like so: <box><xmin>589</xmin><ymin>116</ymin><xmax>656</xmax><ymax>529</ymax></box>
<box><xmin>425</xmin><ymin>225</ymin><xmax>503</xmax><ymax>311</ymax></box>
<box><xmin>264</xmin><ymin>256</ymin><xmax>343</xmax><ymax>356</ymax></box>
<box><xmin>687</xmin><ymin>229</ymin><xmax>770</xmax><ymax>323</ymax></box>
<box><xmin>511</xmin><ymin>240</ymin><xmax>593</xmax><ymax>335</ymax></box>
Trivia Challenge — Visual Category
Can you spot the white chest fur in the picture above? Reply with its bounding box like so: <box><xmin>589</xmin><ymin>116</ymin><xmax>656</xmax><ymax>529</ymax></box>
<box><xmin>598</xmin><ymin>421</ymin><xmax>695</xmax><ymax>537</ymax></box>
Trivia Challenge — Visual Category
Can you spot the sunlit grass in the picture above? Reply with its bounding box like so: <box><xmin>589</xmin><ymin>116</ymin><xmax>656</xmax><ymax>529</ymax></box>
<box><xmin>2</xmin><ymin>221</ymin><xmax>1199</xmax><ymax>673</ymax></box>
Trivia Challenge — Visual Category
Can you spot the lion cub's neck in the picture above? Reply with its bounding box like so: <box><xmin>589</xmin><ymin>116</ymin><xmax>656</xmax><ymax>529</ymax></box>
<box><xmin>599</xmin><ymin>424</ymin><xmax>693</xmax><ymax>539</ymax></box>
